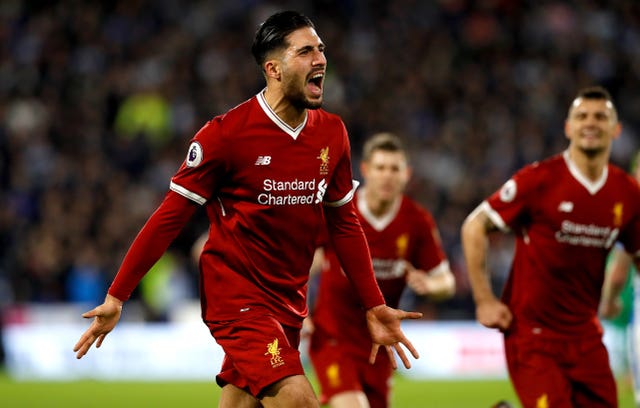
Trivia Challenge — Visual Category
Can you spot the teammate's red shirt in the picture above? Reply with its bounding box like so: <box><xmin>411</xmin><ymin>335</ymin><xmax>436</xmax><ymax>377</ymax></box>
<box><xmin>484</xmin><ymin>151</ymin><xmax>640</xmax><ymax>338</ymax></box>
<box><xmin>312</xmin><ymin>190</ymin><xmax>448</xmax><ymax>357</ymax></box>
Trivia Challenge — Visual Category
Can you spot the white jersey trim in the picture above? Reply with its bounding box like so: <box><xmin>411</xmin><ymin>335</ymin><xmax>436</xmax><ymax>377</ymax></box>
<box><xmin>324</xmin><ymin>180</ymin><xmax>359</xmax><ymax>208</ymax></box>
<box><xmin>216</xmin><ymin>197</ymin><xmax>226</xmax><ymax>216</ymax></box>
<box><xmin>257</xmin><ymin>89</ymin><xmax>307</xmax><ymax>140</ymax></box>
<box><xmin>357</xmin><ymin>188</ymin><xmax>402</xmax><ymax>231</ymax></box>
<box><xmin>426</xmin><ymin>260</ymin><xmax>451</xmax><ymax>276</ymax></box>
<box><xmin>563</xmin><ymin>150</ymin><xmax>607</xmax><ymax>195</ymax></box>
<box><xmin>480</xmin><ymin>200</ymin><xmax>510</xmax><ymax>232</ymax></box>
<box><xmin>170</xmin><ymin>181</ymin><xmax>207</xmax><ymax>205</ymax></box>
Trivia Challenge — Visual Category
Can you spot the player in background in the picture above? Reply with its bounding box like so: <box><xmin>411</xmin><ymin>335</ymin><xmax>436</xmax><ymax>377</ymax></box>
<box><xmin>461</xmin><ymin>86</ymin><xmax>640</xmax><ymax>408</ymax></box>
<box><xmin>600</xmin><ymin>150</ymin><xmax>640</xmax><ymax>406</ymax></box>
<box><xmin>308</xmin><ymin>133</ymin><xmax>455</xmax><ymax>408</ymax></box>
<box><xmin>73</xmin><ymin>11</ymin><xmax>422</xmax><ymax>408</ymax></box>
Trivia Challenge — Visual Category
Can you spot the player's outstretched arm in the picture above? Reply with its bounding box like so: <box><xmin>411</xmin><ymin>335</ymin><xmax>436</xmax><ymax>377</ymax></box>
<box><xmin>72</xmin><ymin>192</ymin><xmax>198</xmax><ymax>360</ymax></box>
<box><xmin>365</xmin><ymin>304</ymin><xmax>422</xmax><ymax>369</ymax></box>
<box><xmin>73</xmin><ymin>294</ymin><xmax>123</xmax><ymax>359</ymax></box>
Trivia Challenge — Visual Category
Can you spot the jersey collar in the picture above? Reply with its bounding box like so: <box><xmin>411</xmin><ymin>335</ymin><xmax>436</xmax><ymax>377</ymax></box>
<box><xmin>562</xmin><ymin>150</ymin><xmax>608</xmax><ymax>195</ymax></box>
<box><xmin>257</xmin><ymin>89</ymin><xmax>307</xmax><ymax>140</ymax></box>
<box><xmin>357</xmin><ymin>188</ymin><xmax>403</xmax><ymax>231</ymax></box>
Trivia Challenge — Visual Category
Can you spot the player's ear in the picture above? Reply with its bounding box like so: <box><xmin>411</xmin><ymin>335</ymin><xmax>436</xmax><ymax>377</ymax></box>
<box><xmin>612</xmin><ymin>122</ymin><xmax>622</xmax><ymax>140</ymax></box>
<box><xmin>264</xmin><ymin>59</ymin><xmax>281</xmax><ymax>81</ymax></box>
<box><xmin>360</xmin><ymin>161</ymin><xmax>369</xmax><ymax>177</ymax></box>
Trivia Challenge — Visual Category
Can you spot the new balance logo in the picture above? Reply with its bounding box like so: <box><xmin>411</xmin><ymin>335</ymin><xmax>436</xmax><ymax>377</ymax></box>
<box><xmin>255</xmin><ymin>156</ymin><xmax>271</xmax><ymax>165</ymax></box>
<box><xmin>558</xmin><ymin>201</ymin><xmax>574</xmax><ymax>213</ymax></box>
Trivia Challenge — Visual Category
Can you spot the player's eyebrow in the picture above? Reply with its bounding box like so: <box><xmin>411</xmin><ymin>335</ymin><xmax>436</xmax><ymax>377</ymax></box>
<box><xmin>573</xmin><ymin>108</ymin><xmax>610</xmax><ymax>118</ymax></box>
<box><xmin>296</xmin><ymin>43</ymin><xmax>325</xmax><ymax>54</ymax></box>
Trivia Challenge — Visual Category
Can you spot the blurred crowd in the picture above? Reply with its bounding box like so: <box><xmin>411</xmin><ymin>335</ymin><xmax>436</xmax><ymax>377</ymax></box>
<box><xmin>1</xmin><ymin>0</ymin><xmax>639</xmax><ymax>324</ymax></box>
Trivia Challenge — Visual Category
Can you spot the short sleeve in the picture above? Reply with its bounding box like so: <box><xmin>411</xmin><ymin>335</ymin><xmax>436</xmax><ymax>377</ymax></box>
<box><xmin>170</xmin><ymin>119</ymin><xmax>229</xmax><ymax>205</ymax></box>
<box><xmin>484</xmin><ymin>163</ymin><xmax>541</xmax><ymax>231</ymax></box>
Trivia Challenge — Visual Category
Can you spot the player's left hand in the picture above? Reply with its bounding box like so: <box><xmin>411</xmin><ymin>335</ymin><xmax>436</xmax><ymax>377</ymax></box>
<box><xmin>365</xmin><ymin>304</ymin><xmax>422</xmax><ymax>369</ymax></box>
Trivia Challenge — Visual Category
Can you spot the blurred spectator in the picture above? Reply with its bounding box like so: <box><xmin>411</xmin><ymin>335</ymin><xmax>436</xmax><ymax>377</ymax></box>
<box><xmin>1</xmin><ymin>0</ymin><xmax>639</xmax><ymax>323</ymax></box>
<box><xmin>138</xmin><ymin>251</ymin><xmax>195</xmax><ymax>322</ymax></box>
<box><xmin>65</xmin><ymin>242</ymin><xmax>107</xmax><ymax>305</ymax></box>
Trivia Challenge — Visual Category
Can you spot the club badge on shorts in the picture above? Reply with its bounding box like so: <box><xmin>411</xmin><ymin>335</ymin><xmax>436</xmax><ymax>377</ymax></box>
<box><xmin>265</xmin><ymin>338</ymin><xmax>285</xmax><ymax>368</ymax></box>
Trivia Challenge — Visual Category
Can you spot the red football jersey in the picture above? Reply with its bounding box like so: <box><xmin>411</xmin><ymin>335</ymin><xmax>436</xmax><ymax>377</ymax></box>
<box><xmin>171</xmin><ymin>92</ymin><xmax>357</xmax><ymax>327</ymax></box>
<box><xmin>484</xmin><ymin>151</ymin><xmax>640</xmax><ymax>337</ymax></box>
<box><xmin>313</xmin><ymin>190</ymin><xmax>448</xmax><ymax>356</ymax></box>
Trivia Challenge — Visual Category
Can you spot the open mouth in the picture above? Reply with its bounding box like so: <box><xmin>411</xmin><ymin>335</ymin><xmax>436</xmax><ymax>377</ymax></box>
<box><xmin>307</xmin><ymin>72</ymin><xmax>324</xmax><ymax>96</ymax></box>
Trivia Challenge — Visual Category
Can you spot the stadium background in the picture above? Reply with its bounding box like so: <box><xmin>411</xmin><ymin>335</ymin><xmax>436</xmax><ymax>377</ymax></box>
<box><xmin>0</xmin><ymin>0</ymin><xmax>639</xmax><ymax>406</ymax></box>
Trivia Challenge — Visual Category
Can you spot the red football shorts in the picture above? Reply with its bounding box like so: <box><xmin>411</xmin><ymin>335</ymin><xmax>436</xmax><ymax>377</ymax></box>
<box><xmin>207</xmin><ymin>314</ymin><xmax>305</xmax><ymax>398</ymax></box>
<box><xmin>505</xmin><ymin>332</ymin><xmax>617</xmax><ymax>408</ymax></box>
<box><xmin>309</xmin><ymin>329</ymin><xmax>392</xmax><ymax>408</ymax></box>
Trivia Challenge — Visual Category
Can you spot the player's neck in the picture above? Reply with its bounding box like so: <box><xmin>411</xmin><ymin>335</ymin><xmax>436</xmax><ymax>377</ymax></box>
<box><xmin>566</xmin><ymin>147</ymin><xmax>609</xmax><ymax>182</ymax></box>
<box><xmin>263</xmin><ymin>88</ymin><xmax>307</xmax><ymax>128</ymax></box>
<box><xmin>362</xmin><ymin>188</ymin><xmax>395</xmax><ymax>218</ymax></box>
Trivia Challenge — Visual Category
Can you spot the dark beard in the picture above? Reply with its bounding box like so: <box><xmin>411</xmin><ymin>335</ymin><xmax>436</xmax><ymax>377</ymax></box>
<box><xmin>579</xmin><ymin>145</ymin><xmax>605</xmax><ymax>158</ymax></box>
<box><xmin>285</xmin><ymin>82</ymin><xmax>322</xmax><ymax>110</ymax></box>
<box><xmin>297</xmin><ymin>99</ymin><xmax>322</xmax><ymax>110</ymax></box>
<box><xmin>290</xmin><ymin>93</ymin><xmax>322</xmax><ymax>110</ymax></box>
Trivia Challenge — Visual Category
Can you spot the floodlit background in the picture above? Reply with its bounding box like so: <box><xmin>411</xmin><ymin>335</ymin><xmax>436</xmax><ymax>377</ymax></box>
<box><xmin>1</xmin><ymin>0</ymin><xmax>639</xmax><ymax>406</ymax></box>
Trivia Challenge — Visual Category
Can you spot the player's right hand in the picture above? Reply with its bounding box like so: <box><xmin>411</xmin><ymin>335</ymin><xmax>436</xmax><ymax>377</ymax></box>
<box><xmin>73</xmin><ymin>294</ymin><xmax>123</xmax><ymax>359</ymax></box>
<box><xmin>475</xmin><ymin>298</ymin><xmax>512</xmax><ymax>331</ymax></box>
